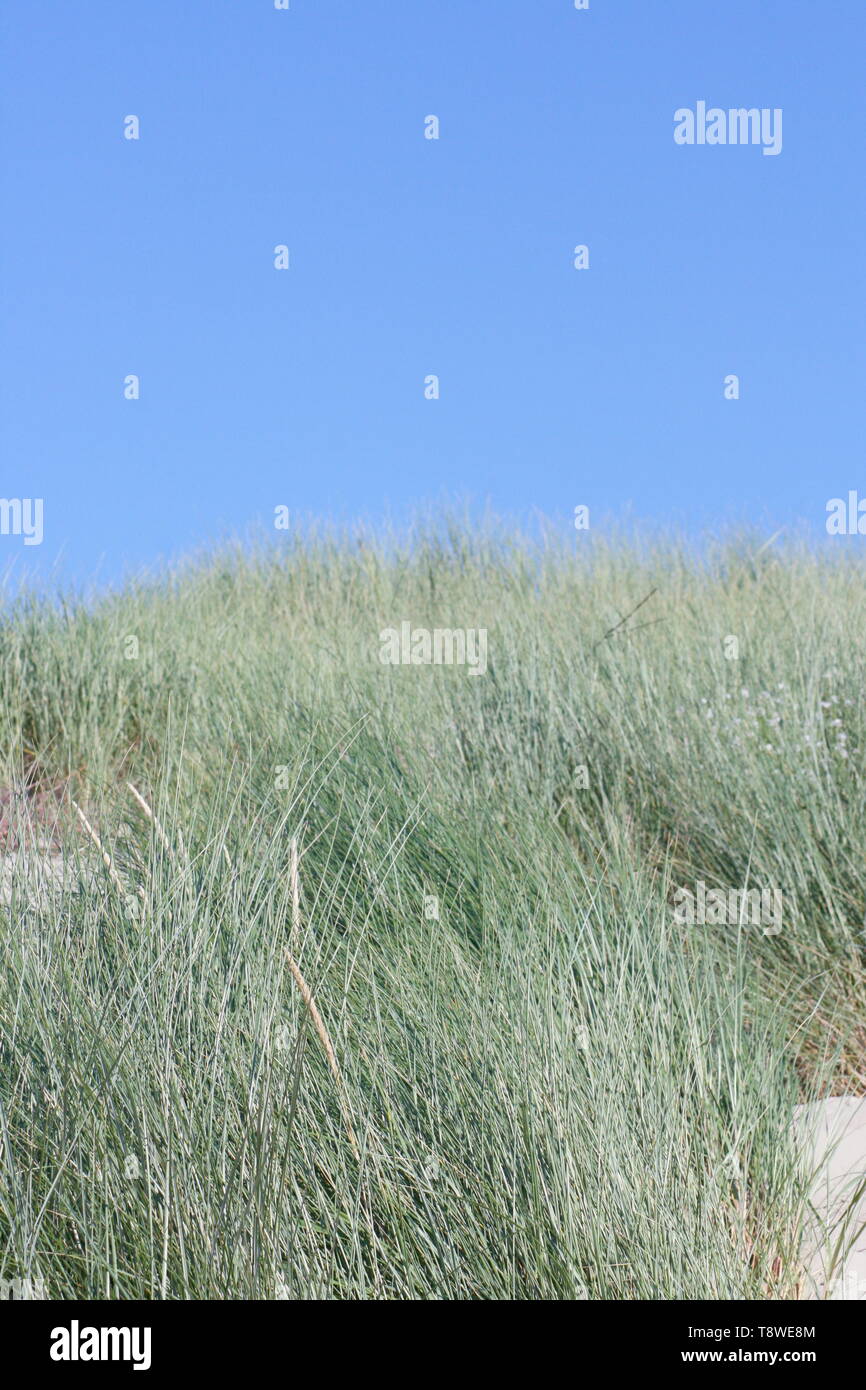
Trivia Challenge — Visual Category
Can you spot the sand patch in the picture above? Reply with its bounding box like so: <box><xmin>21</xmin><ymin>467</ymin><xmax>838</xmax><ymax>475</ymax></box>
<box><xmin>794</xmin><ymin>1096</ymin><xmax>866</xmax><ymax>1299</ymax></box>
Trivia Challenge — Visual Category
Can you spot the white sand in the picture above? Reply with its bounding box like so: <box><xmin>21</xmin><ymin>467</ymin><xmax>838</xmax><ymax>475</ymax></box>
<box><xmin>793</xmin><ymin>1096</ymin><xmax>866</xmax><ymax>1300</ymax></box>
<box><xmin>0</xmin><ymin>845</ymin><xmax>70</xmax><ymax>907</ymax></box>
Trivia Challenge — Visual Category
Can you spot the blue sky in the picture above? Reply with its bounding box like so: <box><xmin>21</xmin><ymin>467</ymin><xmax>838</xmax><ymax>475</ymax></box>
<box><xmin>2</xmin><ymin>0</ymin><xmax>864</xmax><ymax>583</ymax></box>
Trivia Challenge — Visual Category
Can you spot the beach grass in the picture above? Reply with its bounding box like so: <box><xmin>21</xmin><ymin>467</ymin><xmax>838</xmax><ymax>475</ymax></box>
<box><xmin>0</xmin><ymin>520</ymin><xmax>863</xmax><ymax>1299</ymax></box>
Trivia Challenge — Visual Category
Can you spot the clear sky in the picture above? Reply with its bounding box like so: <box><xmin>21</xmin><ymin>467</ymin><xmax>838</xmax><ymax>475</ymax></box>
<box><xmin>2</xmin><ymin>0</ymin><xmax>864</xmax><ymax>584</ymax></box>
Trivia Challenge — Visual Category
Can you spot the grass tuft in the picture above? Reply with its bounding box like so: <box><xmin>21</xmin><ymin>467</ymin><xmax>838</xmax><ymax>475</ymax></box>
<box><xmin>0</xmin><ymin>522</ymin><xmax>863</xmax><ymax>1299</ymax></box>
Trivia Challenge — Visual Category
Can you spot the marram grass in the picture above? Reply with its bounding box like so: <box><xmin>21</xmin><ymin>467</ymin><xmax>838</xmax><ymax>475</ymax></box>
<box><xmin>0</xmin><ymin>522</ymin><xmax>863</xmax><ymax>1299</ymax></box>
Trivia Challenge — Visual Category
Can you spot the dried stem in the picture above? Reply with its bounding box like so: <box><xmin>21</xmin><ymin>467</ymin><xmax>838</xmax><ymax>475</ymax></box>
<box><xmin>284</xmin><ymin>948</ymin><xmax>359</xmax><ymax>1162</ymax></box>
<box><xmin>126</xmin><ymin>782</ymin><xmax>174</xmax><ymax>860</ymax></box>
<box><xmin>70</xmin><ymin>798</ymin><xmax>144</xmax><ymax>899</ymax></box>
<box><xmin>290</xmin><ymin>835</ymin><xmax>301</xmax><ymax>947</ymax></box>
